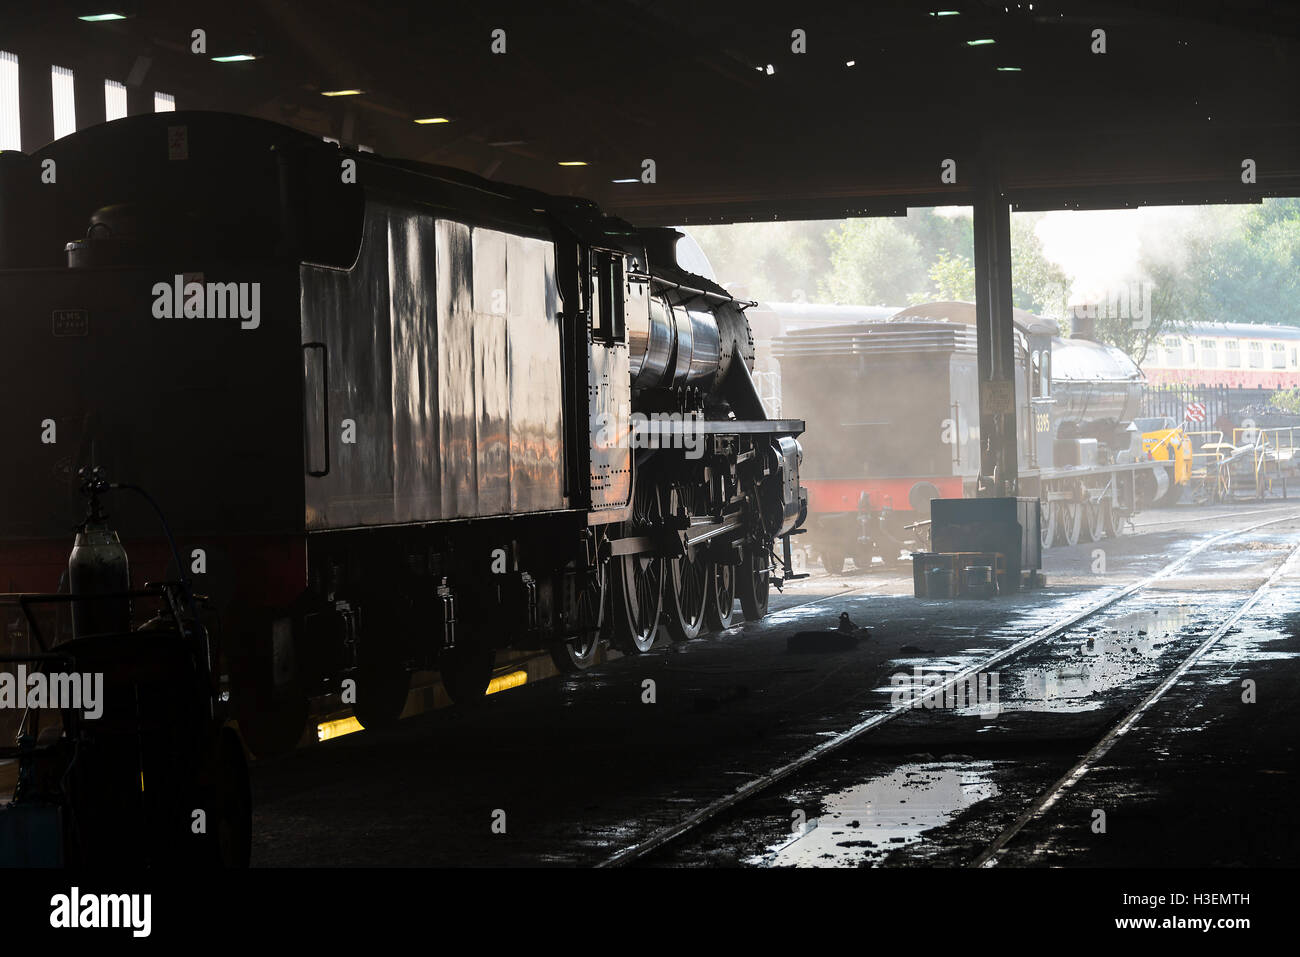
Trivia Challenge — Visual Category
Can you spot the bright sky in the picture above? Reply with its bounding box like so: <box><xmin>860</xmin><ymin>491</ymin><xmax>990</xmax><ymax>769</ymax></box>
<box><xmin>1033</xmin><ymin>207</ymin><xmax>1202</xmax><ymax>300</ymax></box>
<box><xmin>938</xmin><ymin>204</ymin><xmax>1206</xmax><ymax>302</ymax></box>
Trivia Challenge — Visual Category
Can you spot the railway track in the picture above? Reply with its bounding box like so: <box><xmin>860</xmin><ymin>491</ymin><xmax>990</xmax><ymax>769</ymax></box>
<box><xmin>599</xmin><ymin>508</ymin><xmax>1300</xmax><ymax>867</ymax></box>
<box><xmin>1132</xmin><ymin>503</ymin><xmax>1293</xmax><ymax>530</ymax></box>
<box><xmin>971</xmin><ymin>533</ymin><xmax>1300</xmax><ymax>867</ymax></box>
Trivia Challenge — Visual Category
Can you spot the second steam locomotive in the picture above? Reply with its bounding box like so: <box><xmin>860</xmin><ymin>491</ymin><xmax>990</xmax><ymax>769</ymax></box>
<box><xmin>775</xmin><ymin>300</ymin><xmax>1157</xmax><ymax>571</ymax></box>
<box><xmin>0</xmin><ymin>111</ymin><xmax>806</xmax><ymax>756</ymax></box>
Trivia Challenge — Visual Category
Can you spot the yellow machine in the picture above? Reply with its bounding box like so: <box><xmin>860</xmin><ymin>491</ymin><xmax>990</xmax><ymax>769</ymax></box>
<box><xmin>1138</xmin><ymin>418</ymin><xmax>1193</xmax><ymax>506</ymax></box>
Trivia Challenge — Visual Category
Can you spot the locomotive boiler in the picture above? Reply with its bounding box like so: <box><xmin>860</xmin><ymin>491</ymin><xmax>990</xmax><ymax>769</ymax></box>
<box><xmin>0</xmin><ymin>111</ymin><xmax>806</xmax><ymax>758</ymax></box>
<box><xmin>774</xmin><ymin>300</ymin><xmax>1149</xmax><ymax>571</ymax></box>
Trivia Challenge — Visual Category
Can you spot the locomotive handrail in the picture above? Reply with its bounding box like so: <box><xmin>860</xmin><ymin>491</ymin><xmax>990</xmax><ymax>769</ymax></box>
<box><xmin>627</xmin><ymin>272</ymin><xmax>758</xmax><ymax>310</ymax></box>
<box><xmin>303</xmin><ymin>341</ymin><xmax>331</xmax><ymax>477</ymax></box>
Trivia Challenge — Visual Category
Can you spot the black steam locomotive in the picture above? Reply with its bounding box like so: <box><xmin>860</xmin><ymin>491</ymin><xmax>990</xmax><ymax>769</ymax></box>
<box><xmin>775</xmin><ymin>301</ymin><xmax>1151</xmax><ymax>570</ymax></box>
<box><xmin>0</xmin><ymin>112</ymin><xmax>806</xmax><ymax>758</ymax></box>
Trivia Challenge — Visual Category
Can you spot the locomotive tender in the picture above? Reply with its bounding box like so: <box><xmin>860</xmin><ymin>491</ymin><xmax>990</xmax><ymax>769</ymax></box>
<box><xmin>774</xmin><ymin>300</ymin><xmax>1151</xmax><ymax>571</ymax></box>
<box><xmin>0</xmin><ymin>112</ymin><xmax>806</xmax><ymax>755</ymax></box>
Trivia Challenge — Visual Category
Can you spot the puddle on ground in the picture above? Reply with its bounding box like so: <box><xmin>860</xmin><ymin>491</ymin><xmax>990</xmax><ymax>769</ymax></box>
<box><xmin>1201</xmin><ymin>623</ymin><xmax>1300</xmax><ymax>673</ymax></box>
<box><xmin>745</xmin><ymin>761</ymin><xmax>998</xmax><ymax>867</ymax></box>
<box><xmin>979</xmin><ymin>603</ymin><xmax>1201</xmax><ymax>715</ymax></box>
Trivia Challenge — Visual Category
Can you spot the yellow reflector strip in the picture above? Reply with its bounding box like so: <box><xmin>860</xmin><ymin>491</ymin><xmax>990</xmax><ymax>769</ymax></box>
<box><xmin>485</xmin><ymin>670</ymin><xmax>528</xmax><ymax>696</ymax></box>
<box><xmin>317</xmin><ymin>716</ymin><xmax>364</xmax><ymax>741</ymax></box>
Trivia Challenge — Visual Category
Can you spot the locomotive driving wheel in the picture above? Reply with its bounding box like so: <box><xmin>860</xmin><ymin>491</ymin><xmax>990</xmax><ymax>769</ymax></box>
<box><xmin>1103</xmin><ymin>499</ymin><xmax>1124</xmax><ymax>538</ymax></box>
<box><xmin>552</xmin><ymin>564</ymin><xmax>606</xmax><ymax>672</ymax></box>
<box><xmin>1061</xmin><ymin>501</ymin><xmax>1085</xmax><ymax>547</ymax></box>
<box><xmin>1084</xmin><ymin>500</ymin><xmax>1106</xmax><ymax>542</ymax></box>
<box><xmin>664</xmin><ymin>485</ymin><xmax>709</xmax><ymax>642</ymax></box>
<box><xmin>610</xmin><ymin>478</ymin><xmax>665</xmax><ymax>654</ymax></box>
<box><xmin>705</xmin><ymin>560</ymin><xmax>739</xmax><ymax>631</ymax></box>
<box><xmin>1039</xmin><ymin>499</ymin><xmax>1057</xmax><ymax>549</ymax></box>
<box><xmin>738</xmin><ymin>538</ymin><xmax>772</xmax><ymax>621</ymax></box>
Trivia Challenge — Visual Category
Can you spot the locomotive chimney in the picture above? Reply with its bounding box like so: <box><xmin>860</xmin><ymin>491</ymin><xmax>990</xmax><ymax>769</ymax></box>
<box><xmin>1069</xmin><ymin>303</ymin><xmax>1098</xmax><ymax>340</ymax></box>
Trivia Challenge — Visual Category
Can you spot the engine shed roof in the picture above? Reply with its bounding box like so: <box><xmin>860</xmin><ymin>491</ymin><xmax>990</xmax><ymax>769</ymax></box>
<box><xmin>4</xmin><ymin>2</ymin><xmax>1298</xmax><ymax>225</ymax></box>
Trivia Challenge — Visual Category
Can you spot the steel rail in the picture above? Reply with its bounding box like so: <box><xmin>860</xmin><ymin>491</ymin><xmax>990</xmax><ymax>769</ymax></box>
<box><xmin>971</xmin><ymin>536</ymin><xmax>1300</xmax><ymax>868</ymax></box>
<box><xmin>597</xmin><ymin>508</ymin><xmax>1300</xmax><ymax>867</ymax></box>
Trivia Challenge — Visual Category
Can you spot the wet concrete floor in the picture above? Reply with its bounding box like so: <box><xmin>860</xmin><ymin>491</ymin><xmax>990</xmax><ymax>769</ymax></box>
<box><xmin>248</xmin><ymin>502</ymin><xmax>1300</xmax><ymax>866</ymax></box>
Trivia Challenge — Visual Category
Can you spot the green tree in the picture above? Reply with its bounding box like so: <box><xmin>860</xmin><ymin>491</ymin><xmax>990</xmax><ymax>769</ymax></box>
<box><xmin>1094</xmin><ymin>206</ymin><xmax>1241</xmax><ymax>363</ymax></box>
<box><xmin>901</xmin><ymin>214</ymin><xmax>1071</xmax><ymax>313</ymax></box>
<box><xmin>917</xmin><ymin>249</ymin><xmax>976</xmax><ymax>302</ymax></box>
<box><xmin>1274</xmin><ymin>387</ymin><xmax>1300</xmax><ymax>414</ymax></box>
<box><xmin>690</xmin><ymin>207</ymin><xmax>1075</xmax><ymax>315</ymax></box>
<box><xmin>682</xmin><ymin>219</ymin><xmax>833</xmax><ymax>302</ymax></box>
<box><xmin>903</xmin><ymin>207</ymin><xmax>974</xmax><ymax>262</ymax></box>
<box><xmin>1010</xmin><ymin>213</ymin><xmax>1071</xmax><ymax>317</ymax></box>
<box><xmin>819</xmin><ymin>216</ymin><xmax>927</xmax><ymax>306</ymax></box>
<box><xmin>1230</xmin><ymin>199</ymin><xmax>1300</xmax><ymax>324</ymax></box>
<box><xmin>1122</xmin><ymin>198</ymin><xmax>1300</xmax><ymax>341</ymax></box>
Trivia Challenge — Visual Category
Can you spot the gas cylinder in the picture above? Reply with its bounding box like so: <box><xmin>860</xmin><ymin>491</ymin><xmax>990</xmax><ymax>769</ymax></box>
<box><xmin>68</xmin><ymin>518</ymin><xmax>131</xmax><ymax>639</ymax></box>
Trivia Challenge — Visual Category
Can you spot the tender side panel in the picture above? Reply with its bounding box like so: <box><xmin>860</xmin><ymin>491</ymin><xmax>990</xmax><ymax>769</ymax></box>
<box><xmin>301</xmin><ymin>207</ymin><xmax>398</xmax><ymax>528</ymax></box>
<box><xmin>388</xmin><ymin>212</ymin><xmax>442</xmax><ymax>523</ymax></box>
<box><xmin>302</xmin><ymin>202</ymin><xmax>566</xmax><ymax>529</ymax></box>
<box><xmin>507</xmin><ymin>233</ymin><xmax>565</xmax><ymax>512</ymax></box>
<box><xmin>436</xmin><ymin>218</ymin><xmax>476</xmax><ymax>516</ymax></box>
<box><xmin>472</xmin><ymin>227</ymin><xmax>511</xmax><ymax>516</ymax></box>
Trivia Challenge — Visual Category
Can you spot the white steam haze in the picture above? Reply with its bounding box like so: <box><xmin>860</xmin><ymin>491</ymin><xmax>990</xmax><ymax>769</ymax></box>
<box><xmin>1033</xmin><ymin>207</ymin><xmax>1205</xmax><ymax>305</ymax></box>
<box><xmin>941</xmin><ymin>204</ymin><xmax>1209</xmax><ymax>306</ymax></box>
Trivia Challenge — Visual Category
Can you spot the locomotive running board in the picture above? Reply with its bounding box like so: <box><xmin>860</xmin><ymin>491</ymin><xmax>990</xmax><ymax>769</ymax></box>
<box><xmin>630</xmin><ymin>418</ymin><xmax>806</xmax><ymax>438</ymax></box>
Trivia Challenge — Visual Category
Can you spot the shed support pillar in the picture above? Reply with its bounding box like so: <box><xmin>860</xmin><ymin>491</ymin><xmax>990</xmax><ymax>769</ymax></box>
<box><xmin>972</xmin><ymin>162</ymin><xmax>1019</xmax><ymax>497</ymax></box>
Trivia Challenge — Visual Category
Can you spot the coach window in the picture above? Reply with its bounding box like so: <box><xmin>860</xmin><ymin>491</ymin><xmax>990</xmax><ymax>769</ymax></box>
<box><xmin>1270</xmin><ymin>342</ymin><xmax>1286</xmax><ymax>369</ymax></box>
<box><xmin>591</xmin><ymin>250</ymin><xmax>625</xmax><ymax>344</ymax></box>
<box><xmin>1225</xmin><ymin>340</ymin><xmax>1241</xmax><ymax>367</ymax></box>
<box><xmin>1161</xmin><ymin>336</ymin><xmax>1180</xmax><ymax>366</ymax></box>
<box><xmin>1200</xmin><ymin>339</ymin><xmax>1217</xmax><ymax>368</ymax></box>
